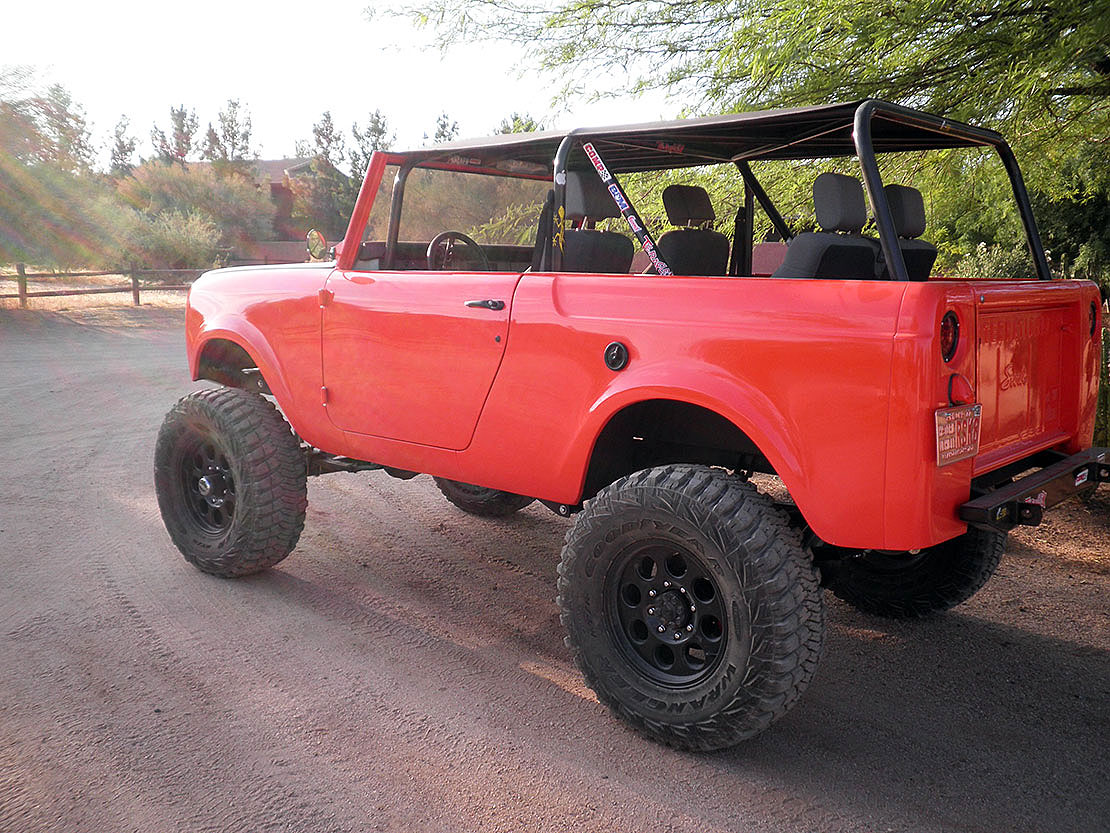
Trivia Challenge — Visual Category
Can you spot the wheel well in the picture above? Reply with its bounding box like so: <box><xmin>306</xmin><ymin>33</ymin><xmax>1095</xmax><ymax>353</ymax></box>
<box><xmin>196</xmin><ymin>339</ymin><xmax>270</xmax><ymax>394</ymax></box>
<box><xmin>581</xmin><ymin>399</ymin><xmax>773</xmax><ymax>500</ymax></box>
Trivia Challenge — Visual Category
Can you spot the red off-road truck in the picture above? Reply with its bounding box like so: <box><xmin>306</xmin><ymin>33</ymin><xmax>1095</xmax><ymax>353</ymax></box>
<box><xmin>155</xmin><ymin>100</ymin><xmax>1107</xmax><ymax>750</ymax></box>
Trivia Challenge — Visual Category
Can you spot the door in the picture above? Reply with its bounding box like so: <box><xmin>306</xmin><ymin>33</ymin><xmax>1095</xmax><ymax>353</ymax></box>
<box><xmin>321</xmin><ymin>269</ymin><xmax>521</xmax><ymax>450</ymax></box>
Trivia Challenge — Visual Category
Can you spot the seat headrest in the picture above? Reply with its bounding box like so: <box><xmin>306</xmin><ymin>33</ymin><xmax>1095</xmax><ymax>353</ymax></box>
<box><xmin>884</xmin><ymin>184</ymin><xmax>927</xmax><ymax>239</ymax></box>
<box><xmin>662</xmin><ymin>184</ymin><xmax>716</xmax><ymax>226</ymax></box>
<box><xmin>813</xmin><ymin>172</ymin><xmax>866</xmax><ymax>234</ymax></box>
<box><xmin>565</xmin><ymin>170</ymin><xmax>621</xmax><ymax>220</ymax></box>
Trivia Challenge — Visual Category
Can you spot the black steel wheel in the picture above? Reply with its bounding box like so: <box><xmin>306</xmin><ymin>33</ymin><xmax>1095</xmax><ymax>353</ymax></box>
<box><xmin>432</xmin><ymin>477</ymin><xmax>534</xmax><ymax>517</ymax></box>
<box><xmin>824</xmin><ymin>527</ymin><xmax>1006</xmax><ymax>618</ymax></box>
<box><xmin>179</xmin><ymin>437</ymin><xmax>237</xmax><ymax>534</ymax></box>
<box><xmin>154</xmin><ymin>387</ymin><xmax>307</xmax><ymax>577</ymax></box>
<box><xmin>558</xmin><ymin>464</ymin><xmax>825</xmax><ymax>751</ymax></box>
<box><xmin>606</xmin><ymin>541</ymin><xmax>728</xmax><ymax>686</ymax></box>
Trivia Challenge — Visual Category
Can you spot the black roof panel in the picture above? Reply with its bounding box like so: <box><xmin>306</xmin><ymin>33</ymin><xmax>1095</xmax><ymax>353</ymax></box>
<box><xmin>392</xmin><ymin>100</ymin><xmax>999</xmax><ymax>174</ymax></box>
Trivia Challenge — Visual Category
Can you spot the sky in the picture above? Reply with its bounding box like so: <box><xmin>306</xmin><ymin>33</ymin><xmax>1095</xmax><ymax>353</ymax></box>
<box><xmin>4</xmin><ymin>0</ymin><xmax>674</xmax><ymax>165</ymax></box>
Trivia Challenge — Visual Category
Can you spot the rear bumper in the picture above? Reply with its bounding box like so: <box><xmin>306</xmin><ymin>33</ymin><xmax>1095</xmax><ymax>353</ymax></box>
<box><xmin>960</xmin><ymin>448</ymin><xmax>1109</xmax><ymax>532</ymax></box>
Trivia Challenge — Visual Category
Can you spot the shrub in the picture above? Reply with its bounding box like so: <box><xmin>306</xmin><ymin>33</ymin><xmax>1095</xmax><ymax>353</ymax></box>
<box><xmin>1097</xmin><ymin>327</ymin><xmax>1110</xmax><ymax>449</ymax></box>
<box><xmin>953</xmin><ymin>243</ymin><xmax>1036</xmax><ymax>281</ymax></box>
<box><xmin>117</xmin><ymin>161</ymin><xmax>274</xmax><ymax>246</ymax></box>
<box><xmin>133</xmin><ymin>210</ymin><xmax>220</xmax><ymax>269</ymax></box>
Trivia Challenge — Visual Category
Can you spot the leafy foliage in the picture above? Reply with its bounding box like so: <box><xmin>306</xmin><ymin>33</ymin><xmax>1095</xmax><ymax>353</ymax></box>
<box><xmin>201</xmin><ymin>99</ymin><xmax>258</xmax><ymax>177</ymax></box>
<box><xmin>431</xmin><ymin>112</ymin><xmax>459</xmax><ymax>143</ymax></box>
<box><xmin>381</xmin><ymin>0</ymin><xmax>1110</xmax><ymax>286</ymax></box>
<box><xmin>118</xmin><ymin>161</ymin><xmax>275</xmax><ymax>247</ymax></box>
<box><xmin>109</xmin><ymin>117</ymin><xmax>139</xmax><ymax>179</ymax></box>
<box><xmin>151</xmin><ymin>106</ymin><xmax>199</xmax><ymax>166</ymax></box>
<box><xmin>291</xmin><ymin>112</ymin><xmax>360</xmax><ymax>239</ymax></box>
<box><xmin>350</xmin><ymin>109</ymin><xmax>395</xmax><ymax>182</ymax></box>
<box><xmin>497</xmin><ymin>112</ymin><xmax>541</xmax><ymax>134</ymax></box>
<box><xmin>1097</xmin><ymin>330</ymin><xmax>1110</xmax><ymax>448</ymax></box>
<box><xmin>953</xmin><ymin>243</ymin><xmax>1036</xmax><ymax>281</ymax></box>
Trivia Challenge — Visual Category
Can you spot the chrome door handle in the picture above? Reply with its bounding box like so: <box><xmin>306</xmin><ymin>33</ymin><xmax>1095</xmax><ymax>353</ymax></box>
<box><xmin>465</xmin><ymin>299</ymin><xmax>505</xmax><ymax>311</ymax></box>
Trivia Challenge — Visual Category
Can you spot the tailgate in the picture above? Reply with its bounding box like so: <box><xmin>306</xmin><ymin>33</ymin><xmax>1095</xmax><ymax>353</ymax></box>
<box><xmin>973</xmin><ymin>282</ymin><xmax>1101</xmax><ymax>474</ymax></box>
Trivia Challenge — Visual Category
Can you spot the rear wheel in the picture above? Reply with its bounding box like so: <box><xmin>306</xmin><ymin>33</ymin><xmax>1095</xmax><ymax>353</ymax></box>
<box><xmin>154</xmin><ymin>387</ymin><xmax>307</xmax><ymax>577</ymax></box>
<box><xmin>824</xmin><ymin>527</ymin><xmax>1006</xmax><ymax>618</ymax></box>
<box><xmin>433</xmin><ymin>477</ymin><xmax>534</xmax><ymax>517</ymax></box>
<box><xmin>558</xmin><ymin>464</ymin><xmax>825</xmax><ymax>751</ymax></box>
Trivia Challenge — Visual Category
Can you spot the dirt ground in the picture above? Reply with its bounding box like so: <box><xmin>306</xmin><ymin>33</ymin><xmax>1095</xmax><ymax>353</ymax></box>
<box><xmin>1</xmin><ymin>304</ymin><xmax>1107</xmax><ymax>833</ymax></box>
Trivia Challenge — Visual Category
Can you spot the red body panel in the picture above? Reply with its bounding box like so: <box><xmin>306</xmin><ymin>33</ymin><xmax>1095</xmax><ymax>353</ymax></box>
<box><xmin>187</xmin><ymin>259</ymin><xmax>1103</xmax><ymax>552</ymax></box>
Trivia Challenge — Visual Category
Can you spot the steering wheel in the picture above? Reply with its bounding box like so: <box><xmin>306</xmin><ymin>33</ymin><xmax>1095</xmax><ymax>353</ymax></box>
<box><xmin>426</xmin><ymin>231</ymin><xmax>491</xmax><ymax>271</ymax></box>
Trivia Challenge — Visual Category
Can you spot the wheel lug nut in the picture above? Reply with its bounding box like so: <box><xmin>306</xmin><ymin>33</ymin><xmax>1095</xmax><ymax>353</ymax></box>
<box><xmin>648</xmin><ymin>589</ymin><xmax>656</xmax><ymax>598</ymax></box>
<box><xmin>686</xmin><ymin>624</ymin><xmax>693</xmax><ymax>631</ymax></box>
<box><xmin>663</xmin><ymin>581</ymin><xmax>670</xmax><ymax>588</ymax></box>
<box><xmin>690</xmin><ymin>605</ymin><xmax>696</xmax><ymax>612</ymax></box>
<box><xmin>672</xmin><ymin>633</ymin><xmax>681</xmax><ymax>640</ymax></box>
<box><xmin>647</xmin><ymin>607</ymin><xmax>656</xmax><ymax>615</ymax></box>
<box><xmin>657</xmin><ymin>625</ymin><xmax>665</xmax><ymax>633</ymax></box>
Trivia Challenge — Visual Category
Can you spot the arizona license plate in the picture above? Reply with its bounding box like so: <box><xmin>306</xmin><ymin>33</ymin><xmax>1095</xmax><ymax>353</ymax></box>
<box><xmin>935</xmin><ymin>404</ymin><xmax>982</xmax><ymax>466</ymax></box>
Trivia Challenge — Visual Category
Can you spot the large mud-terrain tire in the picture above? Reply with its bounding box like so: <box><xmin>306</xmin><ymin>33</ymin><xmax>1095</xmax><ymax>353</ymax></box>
<box><xmin>154</xmin><ymin>387</ymin><xmax>307</xmax><ymax>577</ymax></box>
<box><xmin>433</xmin><ymin>477</ymin><xmax>534</xmax><ymax>517</ymax></box>
<box><xmin>557</xmin><ymin>464</ymin><xmax>825</xmax><ymax>751</ymax></box>
<box><xmin>825</xmin><ymin>527</ymin><xmax>1006</xmax><ymax>618</ymax></box>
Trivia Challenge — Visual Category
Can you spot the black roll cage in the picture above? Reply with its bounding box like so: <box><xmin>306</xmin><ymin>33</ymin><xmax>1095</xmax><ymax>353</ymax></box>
<box><xmin>378</xmin><ymin>100</ymin><xmax>1050</xmax><ymax>281</ymax></box>
<box><xmin>549</xmin><ymin>100</ymin><xmax>1049</xmax><ymax>280</ymax></box>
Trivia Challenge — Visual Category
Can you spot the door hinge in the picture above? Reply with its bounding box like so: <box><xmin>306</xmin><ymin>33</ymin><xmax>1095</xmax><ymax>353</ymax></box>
<box><xmin>320</xmin><ymin>385</ymin><xmax>329</xmax><ymax>406</ymax></box>
<box><xmin>318</xmin><ymin>287</ymin><xmax>334</xmax><ymax>307</ymax></box>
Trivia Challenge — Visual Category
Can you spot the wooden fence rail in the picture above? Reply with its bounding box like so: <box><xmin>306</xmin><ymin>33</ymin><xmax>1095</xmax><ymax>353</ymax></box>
<box><xmin>0</xmin><ymin>263</ymin><xmax>224</xmax><ymax>308</ymax></box>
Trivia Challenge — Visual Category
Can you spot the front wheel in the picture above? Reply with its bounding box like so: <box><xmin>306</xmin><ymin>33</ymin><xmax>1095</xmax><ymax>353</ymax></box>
<box><xmin>824</xmin><ymin>527</ymin><xmax>1006</xmax><ymax>618</ymax></box>
<box><xmin>154</xmin><ymin>387</ymin><xmax>307</xmax><ymax>577</ymax></box>
<box><xmin>557</xmin><ymin>464</ymin><xmax>825</xmax><ymax>751</ymax></box>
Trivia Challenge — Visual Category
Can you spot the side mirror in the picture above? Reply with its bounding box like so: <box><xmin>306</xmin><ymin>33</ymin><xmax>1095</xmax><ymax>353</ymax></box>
<box><xmin>306</xmin><ymin>229</ymin><xmax>328</xmax><ymax>260</ymax></box>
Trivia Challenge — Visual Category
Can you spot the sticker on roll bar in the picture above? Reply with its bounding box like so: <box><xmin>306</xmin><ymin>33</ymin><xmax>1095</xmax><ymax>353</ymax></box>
<box><xmin>582</xmin><ymin>142</ymin><xmax>673</xmax><ymax>276</ymax></box>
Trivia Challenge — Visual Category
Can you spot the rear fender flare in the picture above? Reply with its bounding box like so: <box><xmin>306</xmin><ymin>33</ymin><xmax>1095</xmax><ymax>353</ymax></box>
<box><xmin>577</xmin><ymin>361</ymin><xmax>807</xmax><ymax>504</ymax></box>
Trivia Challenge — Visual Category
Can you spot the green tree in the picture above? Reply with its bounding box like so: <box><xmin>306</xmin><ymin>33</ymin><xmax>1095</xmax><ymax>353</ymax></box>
<box><xmin>0</xmin><ymin>71</ymin><xmax>111</xmax><ymax>266</ymax></box>
<box><xmin>381</xmin><ymin>0</ymin><xmax>1110</xmax><ymax>284</ymax></box>
<box><xmin>296</xmin><ymin>111</ymin><xmax>346</xmax><ymax>167</ymax></box>
<box><xmin>290</xmin><ymin>112</ymin><xmax>359</xmax><ymax>239</ymax></box>
<box><xmin>151</xmin><ymin>105</ymin><xmax>199</xmax><ymax>166</ymax></box>
<box><xmin>497</xmin><ymin>112</ymin><xmax>540</xmax><ymax>134</ymax></box>
<box><xmin>110</xmin><ymin>116</ymin><xmax>139</xmax><ymax>178</ymax></box>
<box><xmin>36</xmin><ymin>84</ymin><xmax>93</xmax><ymax>172</ymax></box>
<box><xmin>431</xmin><ymin>112</ymin><xmax>458</xmax><ymax>143</ymax></box>
<box><xmin>201</xmin><ymin>98</ymin><xmax>257</xmax><ymax>175</ymax></box>
<box><xmin>381</xmin><ymin>2</ymin><xmax>1108</xmax><ymax>140</ymax></box>
<box><xmin>350</xmin><ymin>109</ymin><xmax>395</xmax><ymax>182</ymax></box>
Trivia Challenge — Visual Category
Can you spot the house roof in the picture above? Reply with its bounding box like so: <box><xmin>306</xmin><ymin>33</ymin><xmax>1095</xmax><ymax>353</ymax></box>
<box><xmin>252</xmin><ymin>158</ymin><xmax>314</xmax><ymax>184</ymax></box>
<box><xmin>190</xmin><ymin>157</ymin><xmax>319</xmax><ymax>185</ymax></box>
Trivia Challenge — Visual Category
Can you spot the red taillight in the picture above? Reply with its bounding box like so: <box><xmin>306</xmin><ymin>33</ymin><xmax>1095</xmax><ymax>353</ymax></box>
<box><xmin>940</xmin><ymin>311</ymin><xmax>959</xmax><ymax>362</ymax></box>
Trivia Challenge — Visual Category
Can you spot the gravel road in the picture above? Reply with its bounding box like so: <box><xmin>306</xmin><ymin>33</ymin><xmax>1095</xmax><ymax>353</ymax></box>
<box><xmin>1</xmin><ymin>307</ymin><xmax>1107</xmax><ymax>833</ymax></box>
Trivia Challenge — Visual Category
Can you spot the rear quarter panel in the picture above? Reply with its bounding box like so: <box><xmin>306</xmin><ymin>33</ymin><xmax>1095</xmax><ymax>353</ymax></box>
<box><xmin>460</xmin><ymin>274</ymin><xmax>907</xmax><ymax>548</ymax></box>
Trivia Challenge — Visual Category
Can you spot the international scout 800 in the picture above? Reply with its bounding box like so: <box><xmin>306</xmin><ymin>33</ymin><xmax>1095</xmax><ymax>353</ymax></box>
<box><xmin>155</xmin><ymin>100</ymin><xmax>1107</xmax><ymax>750</ymax></box>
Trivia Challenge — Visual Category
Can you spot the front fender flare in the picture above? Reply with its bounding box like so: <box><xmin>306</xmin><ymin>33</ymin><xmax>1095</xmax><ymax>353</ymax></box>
<box><xmin>189</xmin><ymin>315</ymin><xmax>297</xmax><ymax>417</ymax></box>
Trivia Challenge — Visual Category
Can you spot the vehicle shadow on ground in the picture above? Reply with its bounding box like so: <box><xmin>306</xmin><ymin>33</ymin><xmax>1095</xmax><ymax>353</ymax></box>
<box><xmin>734</xmin><ymin>603</ymin><xmax>1110</xmax><ymax>831</ymax></box>
<box><xmin>230</xmin><ymin>524</ymin><xmax>1108</xmax><ymax>833</ymax></box>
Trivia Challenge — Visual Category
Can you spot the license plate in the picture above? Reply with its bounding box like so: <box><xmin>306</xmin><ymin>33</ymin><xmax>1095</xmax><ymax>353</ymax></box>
<box><xmin>935</xmin><ymin>404</ymin><xmax>982</xmax><ymax>466</ymax></box>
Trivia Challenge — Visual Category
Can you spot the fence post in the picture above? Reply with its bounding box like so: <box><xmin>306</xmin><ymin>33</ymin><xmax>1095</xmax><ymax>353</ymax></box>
<box><xmin>16</xmin><ymin>263</ymin><xmax>27</xmax><ymax>308</ymax></box>
<box><xmin>130</xmin><ymin>263</ymin><xmax>140</xmax><ymax>306</ymax></box>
